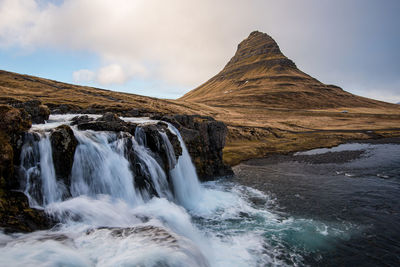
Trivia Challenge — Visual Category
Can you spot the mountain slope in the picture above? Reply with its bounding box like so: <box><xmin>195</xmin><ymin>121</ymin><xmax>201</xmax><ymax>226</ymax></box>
<box><xmin>0</xmin><ymin>70</ymin><xmax>215</xmax><ymax>116</ymax></box>
<box><xmin>180</xmin><ymin>31</ymin><xmax>395</xmax><ymax>109</ymax></box>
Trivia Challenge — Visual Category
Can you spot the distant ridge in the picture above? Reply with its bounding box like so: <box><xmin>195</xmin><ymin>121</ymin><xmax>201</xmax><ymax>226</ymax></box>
<box><xmin>180</xmin><ymin>31</ymin><xmax>395</xmax><ymax>109</ymax></box>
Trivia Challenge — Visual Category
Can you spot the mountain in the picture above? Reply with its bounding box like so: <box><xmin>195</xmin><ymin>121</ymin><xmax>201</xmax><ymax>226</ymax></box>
<box><xmin>180</xmin><ymin>31</ymin><xmax>394</xmax><ymax>110</ymax></box>
<box><xmin>0</xmin><ymin>32</ymin><xmax>399</xmax><ymax>166</ymax></box>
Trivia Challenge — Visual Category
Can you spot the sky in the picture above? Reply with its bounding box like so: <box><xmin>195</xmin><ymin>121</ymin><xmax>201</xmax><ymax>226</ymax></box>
<box><xmin>0</xmin><ymin>0</ymin><xmax>399</xmax><ymax>103</ymax></box>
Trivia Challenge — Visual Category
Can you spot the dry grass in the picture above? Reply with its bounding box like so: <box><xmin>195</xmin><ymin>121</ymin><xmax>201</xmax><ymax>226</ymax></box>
<box><xmin>1</xmin><ymin>69</ymin><xmax>400</xmax><ymax>166</ymax></box>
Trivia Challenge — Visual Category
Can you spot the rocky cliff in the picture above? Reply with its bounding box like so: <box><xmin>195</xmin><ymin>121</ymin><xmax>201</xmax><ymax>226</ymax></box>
<box><xmin>0</xmin><ymin>105</ymin><xmax>52</xmax><ymax>232</ymax></box>
<box><xmin>152</xmin><ymin>114</ymin><xmax>233</xmax><ymax>180</ymax></box>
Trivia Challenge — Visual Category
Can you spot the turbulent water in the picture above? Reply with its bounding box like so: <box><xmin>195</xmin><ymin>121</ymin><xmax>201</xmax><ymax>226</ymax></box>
<box><xmin>234</xmin><ymin>142</ymin><xmax>400</xmax><ymax>266</ymax></box>
<box><xmin>1</xmin><ymin>115</ymin><xmax>399</xmax><ymax>266</ymax></box>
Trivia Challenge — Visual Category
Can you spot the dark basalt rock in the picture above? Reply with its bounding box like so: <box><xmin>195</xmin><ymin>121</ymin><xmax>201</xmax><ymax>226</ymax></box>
<box><xmin>0</xmin><ymin>191</ymin><xmax>54</xmax><ymax>233</ymax></box>
<box><xmin>77</xmin><ymin>113</ymin><xmax>136</xmax><ymax>133</ymax></box>
<box><xmin>152</xmin><ymin>114</ymin><xmax>233</xmax><ymax>181</ymax></box>
<box><xmin>47</xmin><ymin>103</ymin><xmax>82</xmax><ymax>114</ymax></box>
<box><xmin>12</xmin><ymin>100</ymin><xmax>50</xmax><ymax>124</ymax></box>
<box><xmin>0</xmin><ymin>105</ymin><xmax>31</xmax><ymax>189</ymax></box>
<box><xmin>139</xmin><ymin>123</ymin><xmax>182</xmax><ymax>172</ymax></box>
<box><xmin>70</xmin><ymin>115</ymin><xmax>94</xmax><ymax>125</ymax></box>
<box><xmin>50</xmin><ymin>125</ymin><xmax>78</xmax><ymax>188</ymax></box>
<box><xmin>97</xmin><ymin>112</ymin><xmax>123</xmax><ymax>122</ymax></box>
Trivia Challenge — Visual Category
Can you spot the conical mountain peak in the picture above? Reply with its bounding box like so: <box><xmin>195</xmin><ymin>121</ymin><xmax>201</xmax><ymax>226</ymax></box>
<box><xmin>180</xmin><ymin>31</ymin><xmax>389</xmax><ymax>110</ymax></box>
<box><xmin>223</xmin><ymin>31</ymin><xmax>296</xmax><ymax>73</ymax></box>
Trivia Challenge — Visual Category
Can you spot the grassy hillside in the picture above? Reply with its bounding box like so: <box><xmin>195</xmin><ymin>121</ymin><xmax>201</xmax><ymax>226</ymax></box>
<box><xmin>180</xmin><ymin>31</ymin><xmax>396</xmax><ymax>110</ymax></box>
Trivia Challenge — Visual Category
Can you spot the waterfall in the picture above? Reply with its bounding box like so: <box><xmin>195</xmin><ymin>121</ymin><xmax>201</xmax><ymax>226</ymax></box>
<box><xmin>8</xmin><ymin>115</ymin><xmax>301</xmax><ymax>267</ymax></box>
<box><xmin>20</xmin><ymin>133</ymin><xmax>66</xmax><ymax>206</ymax></box>
<box><xmin>70</xmin><ymin>131</ymin><xmax>141</xmax><ymax>205</ymax></box>
<box><xmin>161</xmin><ymin>124</ymin><xmax>203</xmax><ymax>210</ymax></box>
<box><xmin>18</xmin><ymin>117</ymin><xmax>203</xmax><ymax>210</ymax></box>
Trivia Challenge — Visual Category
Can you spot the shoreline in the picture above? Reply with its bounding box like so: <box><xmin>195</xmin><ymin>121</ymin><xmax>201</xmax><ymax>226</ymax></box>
<box><xmin>224</xmin><ymin>132</ymin><xmax>400</xmax><ymax>167</ymax></box>
<box><xmin>230</xmin><ymin>136</ymin><xmax>400</xmax><ymax>167</ymax></box>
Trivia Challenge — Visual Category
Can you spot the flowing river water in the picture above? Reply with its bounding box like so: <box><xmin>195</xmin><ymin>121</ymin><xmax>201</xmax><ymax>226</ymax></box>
<box><xmin>0</xmin><ymin>115</ymin><xmax>399</xmax><ymax>266</ymax></box>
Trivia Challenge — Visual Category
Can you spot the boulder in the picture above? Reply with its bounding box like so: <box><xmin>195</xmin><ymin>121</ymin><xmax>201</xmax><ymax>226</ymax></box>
<box><xmin>12</xmin><ymin>100</ymin><xmax>50</xmax><ymax>124</ymax></box>
<box><xmin>70</xmin><ymin>115</ymin><xmax>94</xmax><ymax>125</ymax></box>
<box><xmin>0</xmin><ymin>190</ymin><xmax>54</xmax><ymax>233</ymax></box>
<box><xmin>50</xmin><ymin>125</ymin><xmax>78</xmax><ymax>187</ymax></box>
<box><xmin>153</xmin><ymin>114</ymin><xmax>233</xmax><ymax>181</ymax></box>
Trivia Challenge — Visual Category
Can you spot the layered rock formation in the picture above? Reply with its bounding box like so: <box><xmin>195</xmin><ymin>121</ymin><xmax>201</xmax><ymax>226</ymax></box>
<box><xmin>152</xmin><ymin>114</ymin><xmax>233</xmax><ymax>180</ymax></box>
<box><xmin>0</xmin><ymin>105</ymin><xmax>53</xmax><ymax>232</ymax></box>
<box><xmin>180</xmin><ymin>31</ymin><xmax>392</xmax><ymax>109</ymax></box>
<box><xmin>11</xmin><ymin>100</ymin><xmax>50</xmax><ymax>124</ymax></box>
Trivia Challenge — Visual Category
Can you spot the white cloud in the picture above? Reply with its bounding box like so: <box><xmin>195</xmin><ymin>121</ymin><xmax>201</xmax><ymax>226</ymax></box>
<box><xmin>96</xmin><ymin>64</ymin><xmax>127</xmax><ymax>85</ymax></box>
<box><xmin>0</xmin><ymin>0</ymin><xmax>262</xmax><ymax>91</ymax></box>
<box><xmin>72</xmin><ymin>69</ymin><xmax>95</xmax><ymax>83</ymax></box>
<box><xmin>0</xmin><ymin>0</ymin><xmax>399</xmax><ymax>100</ymax></box>
<box><xmin>73</xmin><ymin>62</ymin><xmax>149</xmax><ymax>86</ymax></box>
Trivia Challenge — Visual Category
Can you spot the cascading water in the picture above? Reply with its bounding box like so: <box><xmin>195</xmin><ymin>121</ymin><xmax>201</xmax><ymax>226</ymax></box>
<box><xmin>0</xmin><ymin>115</ymin><xmax>352</xmax><ymax>266</ymax></box>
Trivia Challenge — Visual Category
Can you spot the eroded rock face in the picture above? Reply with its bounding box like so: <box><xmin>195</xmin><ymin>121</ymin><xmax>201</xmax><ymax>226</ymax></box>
<box><xmin>50</xmin><ymin>125</ymin><xmax>78</xmax><ymax>187</ymax></box>
<box><xmin>12</xmin><ymin>100</ymin><xmax>50</xmax><ymax>124</ymax></box>
<box><xmin>152</xmin><ymin>114</ymin><xmax>233</xmax><ymax>181</ymax></box>
<box><xmin>0</xmin><ymin>191</ymin><xmax>53</xmax><ymax>233</ymax></box>
<box><xmin>0</xmin><ymin>105</ymin><xmax>31</xmax><ymax>188</ymax></box>
<box><xmin>0</xmin><ymin>105</ymin><xmax>52</xmax><ymax>232</ymax></box>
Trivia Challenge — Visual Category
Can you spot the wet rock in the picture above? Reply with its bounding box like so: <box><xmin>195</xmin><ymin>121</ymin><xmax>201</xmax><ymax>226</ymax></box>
<box><xmin>12</xmin><ymin>100</ymin><xmax>50</xmax><ymax>124</ymax></box>
<box><xmin>87</xmin><ymin>226</ymin><xmax>179</xmax><ymax>246</ymax></box>
<box><xmin>153</xmin><ymin>114</ymin><xmax>233</xmax><ymax>181</ymax></box>
<box><xmin>70</xmin><ymin>115</ymin><xmax>94</xmax><ymax>125</ymax></box>
<box><xmin>77</xmin><ymin>113</ymin><xmax>136</xmax><ymax>133</ymax></box>
<box><xmin>0</xmin><ymin>105</ymin><xmax>52</xmax><ymax>232</ymax></box>
<box><xmin>132</xmin><ymin>161</ymin><xmax>159</xmax><ymax>197</ymax></box>
<box><xmin>50</xmin><ymin>125</ymin><xmax>78</xmax><ymax>187</ymax></box>
<box><xmin>97</xmin><ymin>112</ymin><xmax>123</xmax><ymax>122</ymax></box>
<box><xmin>0</xmin><ymin>133</ymin><xmax>14</xmax><ymax>189</ymax></box>
<box><xmin>0</xmin><ymin>190</ymin><xmax>54</xmax><ymax>233</ymax></box>
<box><xmin>139</xmin><ymin>123</ymin><xmax>182</xmax><ymax>172</ymax></box>
<box><xmin>0</xmin><ymin>105</ymin><xmax>31</xmax><ymax>188</ymax></box>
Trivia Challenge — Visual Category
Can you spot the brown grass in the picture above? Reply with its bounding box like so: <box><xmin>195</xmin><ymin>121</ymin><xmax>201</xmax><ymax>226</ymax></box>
<box><xmin>1</xmin><ymin>69</ymin><xmax>400</xmax><ymax>166</ymax></box>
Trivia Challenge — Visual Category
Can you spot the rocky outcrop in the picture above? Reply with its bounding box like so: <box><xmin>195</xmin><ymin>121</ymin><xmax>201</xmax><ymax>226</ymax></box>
<box><xmin>77</xmin><ymin>112</ymin><xmax>137</xmax><ymax>133</ymax></box>
<box><xmin>70</xmin><ymin>115</ymin><xmax>94</xmax><ymax>125</ymax></box>
<box><xmin>0</xmin><ymin>190</ymin><xmax>53</xmax><ymax>233</ymax></box>
<box><xmin>12</xmin><ymin>100</ymin><xmax>50</xmax><ymax>124</ymax></box>
<box><xmin>0</xmin><ymin>105</ymin><xmax>52</xmax><ymax>232</ymax></box>
<box><xmin>138</xmin><ymin>122</ymin><xmax>182</xmax><ymax>172</ymax></box>
<box><xmin>50</xmin><ymin>125</ymin><xmax>78</xmax><ymax>187</ymax></box>
<box><xmin>152</xmin><ymin>114</ymin><xmax>233</xmax><ymax>181</ymax></box>
<box><xmin>0</xmin><ymin>105</ymin><xmax>31</xmax><ymax>188</ymax></box>
<box><xmin>47</xmin><ymin>102</ymin><xmax>150</xmax><ymax>117</ymax></box>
